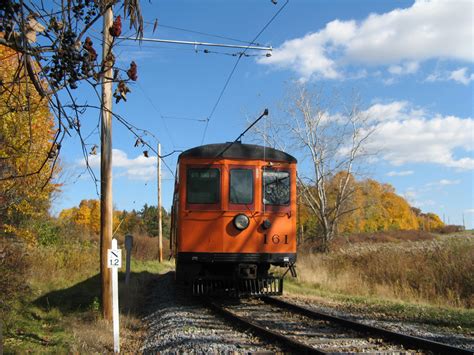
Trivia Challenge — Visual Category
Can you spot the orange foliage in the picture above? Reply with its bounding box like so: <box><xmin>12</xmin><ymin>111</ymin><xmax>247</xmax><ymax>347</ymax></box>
<box><xmin>0</xmin><ymin>45</ymin><xmax>59</xmax><ymax>244</ymax></box>
<box><xmin>59</xmin><ymin>199</ymin><xmax>121</xmax><ymax>238</ymax></box>
<box><xmin>299</xmin><ymin>175</ymin><xmax>443</xmax><ymax>237</ymax></box>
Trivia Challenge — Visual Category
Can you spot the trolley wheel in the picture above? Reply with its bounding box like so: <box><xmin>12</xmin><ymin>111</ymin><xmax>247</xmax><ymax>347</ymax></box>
<box><xmin>175</xmin><ymin>261</ymin><xmax>201</xmax><ymax>285</ymax></box>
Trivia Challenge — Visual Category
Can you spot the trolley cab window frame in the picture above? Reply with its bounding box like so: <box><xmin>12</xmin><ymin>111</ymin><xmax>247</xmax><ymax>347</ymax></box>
<box><xmin>262</xmin><ymin>168</ymin><xmax>291</xmax><ymax>212</ymax></box>
<box><xmin>185</xmin><ymin>166</ymin><xmax>222</xmax><ymax>210</ymax></box>
<box><xmin>228</xmin><ymin>166</ymin><xmax>255</xmax><ymax>211</ymax></box>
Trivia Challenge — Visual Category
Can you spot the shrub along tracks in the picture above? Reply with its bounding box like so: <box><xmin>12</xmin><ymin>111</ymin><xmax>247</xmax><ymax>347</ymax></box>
<box><xmin>202</xmin><ymin>296</ymin><xmax>473</xmax><ymax>354</ymax></box>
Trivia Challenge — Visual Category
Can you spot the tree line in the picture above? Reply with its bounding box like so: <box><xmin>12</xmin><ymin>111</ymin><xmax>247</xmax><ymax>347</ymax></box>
<box><xmin>58</xmin><ymin>200</ymin><xmax>171</xmax><ymax>240</ymax></box>
<box><xmin>298</xmin><ymin>174</ymin><xmax>445</xmax><ymax>245</ymax></box>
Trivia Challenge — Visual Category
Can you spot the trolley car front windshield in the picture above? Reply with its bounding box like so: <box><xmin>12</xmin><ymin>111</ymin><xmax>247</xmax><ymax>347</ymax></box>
<box><xmin>263</xmin><ymin>170</ymin><xmax>290</xmax><ymax>205</ymax></box>
<box><xmin>230</xmin><ymin>169</ymin><xmax>253</xmax><ymax>204</ymax></box>
<box><xmin>187</xmin><ymin>168</ymin><xmax>220</xmax><ymax>204</ymax></box>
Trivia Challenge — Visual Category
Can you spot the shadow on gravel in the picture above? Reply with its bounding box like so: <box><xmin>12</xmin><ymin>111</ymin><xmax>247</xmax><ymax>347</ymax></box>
<box><xmin>34</xmin><ymin>271</ymin><xmax>164</xmax><ymax>315</ymax></box>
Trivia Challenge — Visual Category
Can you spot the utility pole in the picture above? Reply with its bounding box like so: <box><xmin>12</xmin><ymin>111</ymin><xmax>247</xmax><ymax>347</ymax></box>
<box><xmin>100</xmin><ymin>3</ymin><xmax>113</xmax><ymax>321</ymax></box>
<box><xmin>157</xmin><ymin>143</ymin><xmax>163</xmax><ymax>262</ymax></box>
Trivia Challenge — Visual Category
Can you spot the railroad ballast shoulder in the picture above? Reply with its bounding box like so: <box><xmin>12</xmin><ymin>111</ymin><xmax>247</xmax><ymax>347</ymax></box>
<box><xmin>170</xmin><ymin>142</ymin><xmax>297</xmax><ymax>295</ymax></box>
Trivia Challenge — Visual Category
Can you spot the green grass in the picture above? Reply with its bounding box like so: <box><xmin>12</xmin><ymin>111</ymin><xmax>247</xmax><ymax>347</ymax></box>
<box><xmin>3</xmin><ymin>245</ymin><xmax>171</xmax><ymax>354</ymax></box>
<box><xmin>284</xmin><ymin>278</ymin><xmax>474</xmax><ymax>331</ymax></box>
<box><xmin>3</xmin><ymin>300</ymin><xmax>72</xmax><ymax>353</ymax></box>
<box><xmin>130</xmin><ymin>258</ymin><xmax>174</xmax><ymax>274</ymax></box>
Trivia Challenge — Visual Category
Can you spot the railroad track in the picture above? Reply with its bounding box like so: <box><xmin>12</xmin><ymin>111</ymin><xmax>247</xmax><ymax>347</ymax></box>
<box><xmin>202</xmin><ymin>296</ymin><xmax>473</xmax><ymax>354</ymax></box>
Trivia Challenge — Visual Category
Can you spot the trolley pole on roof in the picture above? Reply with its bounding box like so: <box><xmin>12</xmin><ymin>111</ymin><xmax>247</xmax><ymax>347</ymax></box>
<box><xmin>157</xmin><ymin>143</ymin><xmax>163</xmax><ymax>262</ymax></box>
<box><xmin>100</xmin><ymin>4</ymin><xmax>114</xmax><ymax>321</ymax></box>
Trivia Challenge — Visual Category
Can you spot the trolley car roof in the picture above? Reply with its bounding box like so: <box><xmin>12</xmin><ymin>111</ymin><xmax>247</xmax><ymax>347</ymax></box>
<box><xmin>179</xmin><ymin>143</ymin><xmax>297</xmax><ymax>163</ymax></box>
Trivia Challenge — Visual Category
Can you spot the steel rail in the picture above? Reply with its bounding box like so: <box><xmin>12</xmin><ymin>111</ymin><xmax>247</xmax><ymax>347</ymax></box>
<box><xmin>202</xmin><ymin>298</ymin><xmax>326</xmax><ymax>354</ymax></box>
<box><xmin>262</xmin><ymin>296</ymin><xmax>473</xmax><ymax>355</ymax></box>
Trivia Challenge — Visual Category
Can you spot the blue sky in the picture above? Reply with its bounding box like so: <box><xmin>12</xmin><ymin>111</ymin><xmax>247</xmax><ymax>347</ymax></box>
<box><xmin>56</xmin><ymin>0</ymin><xmax>474</xmax><ymax>228</ymax></box>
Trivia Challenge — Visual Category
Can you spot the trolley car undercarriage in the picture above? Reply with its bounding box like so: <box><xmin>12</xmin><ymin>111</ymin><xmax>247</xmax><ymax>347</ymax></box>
<box><xmin>176</xmin><ymin>252</ymin><xmax>296</xmax><ymax>296</ymax></box>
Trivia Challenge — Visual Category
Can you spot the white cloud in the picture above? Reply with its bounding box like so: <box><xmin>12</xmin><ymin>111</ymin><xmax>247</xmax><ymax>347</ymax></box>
<box><xmin>438</xmin><ymin>179</ymin><xmax>461</xmax><ymax>186</ymax></box>
<box><xmin>81</xmin><ymin>149</ymin><xmax>157</xmax><ymax>181</ymax></box>
<box><xmin>364</xmin><ymin>103</ymin><xmax>474</xmax><ymax>170</ymax></box>
<box><xmin>386</xmin><ymin>170</ymin><xmax>414</xmax><ymax>176</ymax></box>
<box><xmin>388</xmin><ymin>61</ymin><xmax>420</xmax><ymax>75</ymax></box>
<box><xmin>465</xmin><ymin>209</ymin><xmax>474</xmax><ymax>214</ymax></box>
<box><xmin>364</xmin><ymin>101</ymin><xmax>425</xmax><ymax>122</ymax></box>
<box><xmin>426</xmin><ymin>179</ymin><xmax>461</xmax><ymax>186</ymax></box>
<box><xmin>403</xmin><ymin>189</ymin><xmax>436</xmax><ymax>208</ymax></box>
<box><xmin>260</xmin><ymin>29</ymin><xmax>343</xmax><ymax>80</ymax></box>
<box><xmin>426</xmin><ymin>67</ymin><xmax>474</xmax><ymax>85</ymax></box>
<box><xmin>449</xmin><ymin>67</ymin><xmax>474</xmax><ymax>85</ymax></box>
<box><xmin>259</xmin><ymin>0</ymin><xmax>473</xmax><ymax>80</ymax></box>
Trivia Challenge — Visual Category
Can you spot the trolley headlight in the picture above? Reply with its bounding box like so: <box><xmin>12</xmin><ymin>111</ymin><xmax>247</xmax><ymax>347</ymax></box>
<box><xmin>233</xmin><ymin>214</ymin><xmax>250</xmax><ymax>230</ymax></box>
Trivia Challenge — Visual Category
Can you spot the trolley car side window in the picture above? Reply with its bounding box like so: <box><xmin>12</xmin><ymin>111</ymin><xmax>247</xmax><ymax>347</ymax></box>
<box><xmin>230</xmin><ymin>169</ymin><xmax>253</xmax><ymax>204</ymax></box>
<box><xmin>187</xmin><ymin>168</ymin><xmax>220</xmax><ymax>204</ymax></box>
<box><xmin>263</xmin><ymin>170</ymin><xmax>290</xmax><ymax>205</ymax></box>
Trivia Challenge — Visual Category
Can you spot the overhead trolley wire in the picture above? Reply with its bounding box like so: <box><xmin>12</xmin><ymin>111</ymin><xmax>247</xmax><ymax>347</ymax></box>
<box><xmin>162</xmin><ymin>115</ymin><xmax>208</xmax><ymax>122</ymax></box>
<box><xmin>143</xmin><ymin>21</ymin><xmax>263</xmax><ymax>47</ymax></box>
<box><xmin>200</xmin><ymin>0</ymin><xmax>289</xmax><ymax>145</ymax></box>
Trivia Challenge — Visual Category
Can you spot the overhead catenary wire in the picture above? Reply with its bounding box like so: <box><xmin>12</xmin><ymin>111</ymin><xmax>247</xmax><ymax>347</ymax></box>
<box><xmin>144</xmin><ymin>21</ymin><xmax>264</xmax><ymax>47</ymax></box>
<box><xmin>162</xmin><ymin>115</ymin><xmax>208</xmax><ymax>122</ymax></box>
<box><xmin>200</xmin><ymin>0</ymin><xmax>289</xmax><ymax>145</ymax></box>
<box><xmin>104</xmin><ymin>43</ymin><xmax>273</xmax><ymax>58</ymax></box>
<box><xmin>118</xmin><ymin>37</ymin><xmax>272</xmax><ymax>52</ymax></box>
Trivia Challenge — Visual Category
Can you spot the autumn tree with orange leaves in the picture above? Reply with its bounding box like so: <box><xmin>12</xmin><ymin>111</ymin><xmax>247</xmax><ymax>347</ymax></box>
<box><xmin>0</xmin><ymin>44</ymin><xmax>60</xmax><ymax>244</ymax></box>
<box><xmin>298</xmin><ymin>175</ymin><xmax>444</xmax><ymax>241</ymax></box>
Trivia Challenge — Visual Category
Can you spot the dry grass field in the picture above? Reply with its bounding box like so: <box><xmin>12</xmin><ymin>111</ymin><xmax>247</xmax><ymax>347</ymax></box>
<box><xmin>293</xmin><ymin>231</ymin><xmax>474</xmax><ymax>310</ymax></box>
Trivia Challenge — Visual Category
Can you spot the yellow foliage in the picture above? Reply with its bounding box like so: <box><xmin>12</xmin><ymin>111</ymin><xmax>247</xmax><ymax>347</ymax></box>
<box><xmin>416</xmin><ymin>212</ymin><xmax>444</xmax><ymax>232</ymax></box>
<box><xmin>58</xmin><ymin>199</ymin><xmax>122</xmax><ymax>238</ymax></box>
<box><xmin>0</xmin><ymin>45</ymin><xmax>59</xmax><ymax>244</ymax></box>
<box><xmin>299</xmin><ymin>175</ymin><xmax>442</xmax><ymax>236</ymax></box>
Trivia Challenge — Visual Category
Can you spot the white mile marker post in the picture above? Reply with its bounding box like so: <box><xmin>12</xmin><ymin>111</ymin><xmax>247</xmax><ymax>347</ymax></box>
<box><xmin>107</xmin><ymin>238</ymin><xmax>122</xmax><ymax>353</ymax></box>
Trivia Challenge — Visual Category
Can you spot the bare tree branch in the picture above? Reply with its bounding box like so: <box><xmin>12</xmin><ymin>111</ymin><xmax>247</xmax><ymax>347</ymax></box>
<box><xmin>252</xmin><ymin>83</ymin><xmax>376</xmax><ymax>252</ymax></box>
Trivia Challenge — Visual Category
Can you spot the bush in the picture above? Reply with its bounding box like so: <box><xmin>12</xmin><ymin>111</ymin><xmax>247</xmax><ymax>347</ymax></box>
<box><xmin>35</xmin><ymin>219</ymin><xmax>62</xmax><ymax>246</ymax></box>
<box><xmin>116</xmin><ymin>233</ymin><xmax>170</xmax><ymax>261</ymax></box>
<box><xmin>435</xmin><ymin>225</ymin><xmax>465</xmax><ymax>234</ymax></box>
<box><xmin>0</xmin><ymin>238</ymin><xmax>31</xmax><ymax>328</ymax></box>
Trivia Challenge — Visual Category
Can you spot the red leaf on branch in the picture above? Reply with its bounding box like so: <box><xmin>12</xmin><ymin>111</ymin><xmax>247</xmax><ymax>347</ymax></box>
<box><xmin>127</xmin><ymin>61</ymin><xmax>138</xmax><ymax>81</ymax></box>
<box><xmin>83</xmin><ymin>37</ymin><xmax>97</xmax><ymax>61</ymax></box>
<box><xmin>109</xmin><ymin>15</ymin><xmax>122</xmax><ymax>37</ymax></box>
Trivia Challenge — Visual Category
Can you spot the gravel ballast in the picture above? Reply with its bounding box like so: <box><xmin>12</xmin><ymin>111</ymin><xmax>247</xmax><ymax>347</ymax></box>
<box><xmin>287</xmin><ymin>295</ymin><xmax>474</xmax><ymax>351</ymax></box>
<box><xmin>139</xmin><ymin>273</ymin><xmax>473</xmax><ymax>353</ymax></box>
<box><xmin>141</xmin><ymin>273</ymin><xmax>282</xmax><ymax>354</ymax></box>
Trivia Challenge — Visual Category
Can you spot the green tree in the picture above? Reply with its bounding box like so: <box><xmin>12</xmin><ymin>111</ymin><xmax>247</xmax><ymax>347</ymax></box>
<box><xmin>138</xmin><ymin>204</ymin><xmax>171</xmax><ymax>238</ymax></box>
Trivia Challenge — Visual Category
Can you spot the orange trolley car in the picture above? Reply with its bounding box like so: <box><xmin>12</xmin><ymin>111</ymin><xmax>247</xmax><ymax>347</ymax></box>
<box><xmin>170</xmin><ymin>142</ymin><xmax>297</xmax><ymax>295</ymax></box>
